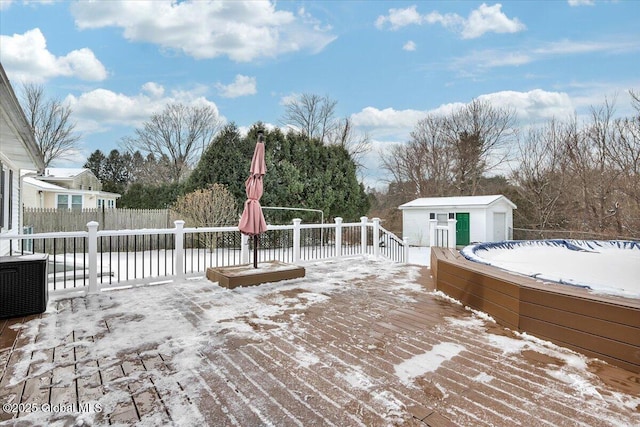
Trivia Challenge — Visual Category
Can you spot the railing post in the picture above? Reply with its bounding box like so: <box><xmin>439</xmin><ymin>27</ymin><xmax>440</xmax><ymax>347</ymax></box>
<box><xmin>360</xmin><ymin>216</ymin><xmax>368</xmax><ymax>255</ymax></box>
<box><xmin>293</xmin><ymin>218</ymin><xmax>301</xmax><ymax>263</ymax></box>
<box><xmin>447</xmin><ymin>218</ymin><xmax>457</xmax><ymax>249</ymax></box>
<box><xmin>87</xmin><ymin>221</ymin><xmax>99</xmax><ymax>294</ymax></box>
<box><xmin>241</xmin><ymin>233</ymin><xmax>249</xmax><ymax>264</ymax></box>
<box><xmin>372</xmin><ymin>217</ymin><xmax>380</xmax><ymax>258</ymax></box>
<box><xmin>174</xmin><ymin>220</ymin><xmax>185</xmax><ymax>279</ymax></box>
<box><xmin>403</xmin><ymin>237</ymin><xmax>409</xmax><ymax>263</ymax></box>
<box><xmin>429</xmin><ymin>219</ymin><xmax>437</xmax><ymax>247</ymax></box>
<box><xmin>334</xmin><ymin>217</ymin><xmax>343</xmax><ymax>258</ymax></box>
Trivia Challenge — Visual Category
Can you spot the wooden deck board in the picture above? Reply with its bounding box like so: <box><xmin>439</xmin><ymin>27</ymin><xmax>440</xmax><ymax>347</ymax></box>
<box><xmin>0</xmin><ymin>259</ymin><xmax>638</xmax><ymax>426</ymax></box>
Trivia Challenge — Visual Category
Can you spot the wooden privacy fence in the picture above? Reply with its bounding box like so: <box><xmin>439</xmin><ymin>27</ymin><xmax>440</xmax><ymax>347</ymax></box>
<box><xmin>24</xmin><ymin>208</ymin><xmax>175</xmax><ymax>232</ymax></box>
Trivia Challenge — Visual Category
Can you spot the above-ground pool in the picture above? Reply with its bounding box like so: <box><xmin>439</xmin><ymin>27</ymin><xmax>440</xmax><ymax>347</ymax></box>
<box><xmin>461</xmin><ymin>240</ymin><xmax>640</xmax><ymax>299</ymax></box>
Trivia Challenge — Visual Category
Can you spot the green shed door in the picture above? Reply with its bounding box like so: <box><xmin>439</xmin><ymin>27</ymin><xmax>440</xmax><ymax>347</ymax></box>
<box><xmin>456</xmin><ymin>213</ymin><xmax>470</xmax><ymax>246</ymax></box>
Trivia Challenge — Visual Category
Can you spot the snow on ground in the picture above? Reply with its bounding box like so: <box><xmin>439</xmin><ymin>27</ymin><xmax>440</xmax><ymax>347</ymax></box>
<box><xmin>407</xmin><ymin>246</ymin><xmax>431</xmax><ymax>267</ymax></box>
<box><xmin>394</xmin><ymin>342</ymin><xmax>465</xmax><ymax>385</ymax></box>
<box><xmin>463</xmin><ymin>240</ymin><xmax>640</xmax><ymax>298</ymax></box>
<box><xmin>6</xmin><ymin>258</ymin><xmax>420</xmax><ymax>426</ymax></box>
<box><xmin>5</xmin><ymin>256</ymin><xmax>639</xmax><ymax>426</ymax></box>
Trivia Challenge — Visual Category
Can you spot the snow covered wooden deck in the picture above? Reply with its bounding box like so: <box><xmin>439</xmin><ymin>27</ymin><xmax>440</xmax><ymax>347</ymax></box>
<box><xmin>1</xmin><ymin>258</ymin><xmax>638</xmax><ymax>426</ymax></box>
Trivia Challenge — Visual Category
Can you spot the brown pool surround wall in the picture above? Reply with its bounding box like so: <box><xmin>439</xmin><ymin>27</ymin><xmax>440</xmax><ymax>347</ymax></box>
<box><xmin>430</xmin><ymin>247</ymin><xmax>640</xmax><ymax>374</ymax></box>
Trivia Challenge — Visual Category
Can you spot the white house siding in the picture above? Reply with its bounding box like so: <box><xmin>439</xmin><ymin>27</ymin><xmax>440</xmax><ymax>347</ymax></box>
<box><xmin>0</xmin><ymin>158</ymin><xmax>22</xmax><ymax>255</ymax></box>
<box><xmin>1</xmin><ymin>63</ymin><xmax>45</xmax><ymax>255</ymax></box>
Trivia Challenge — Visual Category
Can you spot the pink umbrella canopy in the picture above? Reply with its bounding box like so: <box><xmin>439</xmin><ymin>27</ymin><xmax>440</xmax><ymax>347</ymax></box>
<box><xmin>239</xmin><ymin>132</ymin><xmax>267</xmax><ymax>237</ymax></box>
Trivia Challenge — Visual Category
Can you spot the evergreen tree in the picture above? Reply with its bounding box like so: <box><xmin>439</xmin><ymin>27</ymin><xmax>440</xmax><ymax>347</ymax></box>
<box><xmin>186</xmin><ymin>123</ymin><xmax>256</xmax><ymax>208</ymax></box>
<box><xmin>119</xmin><ymin>182</ymin><xmax>183</xmax><ymax>209</ymax></box>
<box><xmin>187</xmin><ymin>123</ymin><xmax>369</xmax><ymax>222</ymax></box>
<box><xmin>85</xmin><ymin>150</ymin><xmax>106</xmax><ymax>182</ymax></box>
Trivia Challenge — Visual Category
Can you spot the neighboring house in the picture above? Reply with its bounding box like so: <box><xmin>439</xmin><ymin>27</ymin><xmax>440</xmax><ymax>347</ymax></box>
<box><xmin>0</xmin><ymin>62</ymin><xmax>45</xmax><ymax>255</ymax></box>
<box><xmin>22</xmin><ymin>168</ymin><xmax>120</xmax><ymax>210</ymax></box>
<box><xmin>399</xmin><ymin>195</ymin><xmax>517</xmax><ymax>247</ymax></box>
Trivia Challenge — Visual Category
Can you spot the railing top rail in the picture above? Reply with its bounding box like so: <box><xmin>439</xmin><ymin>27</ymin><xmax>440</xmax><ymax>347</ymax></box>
<box><xmin>266</xmin><ymin>224</ymin><xmax>294</xmax><ymax>231</ymax></box>
<box><xmin>341</xmin><ymin>222</ymin><xmax>369</xmax><ymax>227</ymax></box>
<box><xmin>0</xmin><ymin>231</ymin><xmax>88</xmax><ymax>240</ymax></box>
<box><xmin>298</xmin><ymin>223</ymin><xmax>339</xmax><ymax>230</ymax></box>
<box><xmin>379</xmin><ymin>225</ymin><xmax>404</xmax><ymax>243</ymax></box>
<box><xmin>97</xmin><ymin>228</ymin><xmax>177</xmax><ymax>237</ymax></box>
<box><xmin>183</xmin><ymin>226</ymin><xmax>239</xmax><ymax>233</ymax></box>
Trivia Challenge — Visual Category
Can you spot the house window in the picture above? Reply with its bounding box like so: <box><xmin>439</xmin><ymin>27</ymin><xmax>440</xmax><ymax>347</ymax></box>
<box><xmin>71</xmin><ymin>195</ymin><xmax>82</xmax><ymax>210</ymax></box>
<box><xmin>57</xmin><ymin>194</ymin><xmax>68</xmax><ymax>209</ymax></box>
<box><xmin>98</xmin><ymin>199</ymin><xmax>115</xmax><ymax>209</ymax></box>
<box><xmin>436</xmin><ymin>213</ymin><xmax>449</xmax><ymax>226</ymax></box>
<box><xmin>56</xmin><ymin>194</ymin><xmax>83</xmax><ymax>210</ymax></box>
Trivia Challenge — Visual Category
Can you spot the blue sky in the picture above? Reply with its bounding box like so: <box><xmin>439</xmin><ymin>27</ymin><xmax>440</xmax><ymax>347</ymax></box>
<box><xmin>1</xmin><ymin>0</ymin><xmax>639</xmax><ymax>188</ymax></box>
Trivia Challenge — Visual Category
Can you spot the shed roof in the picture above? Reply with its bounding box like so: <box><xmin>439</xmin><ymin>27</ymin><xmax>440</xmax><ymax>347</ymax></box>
<box><xmin>399</xmin><ymin>195</ymin><xmax>516</xmax><ymax>210</ymax></box>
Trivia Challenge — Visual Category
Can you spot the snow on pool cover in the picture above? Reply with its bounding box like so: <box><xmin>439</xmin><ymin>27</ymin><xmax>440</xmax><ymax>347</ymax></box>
<box><xmin>460</xmin><ymin>240</ymin><xmax>640</xmax><ymax>299</ymax></box>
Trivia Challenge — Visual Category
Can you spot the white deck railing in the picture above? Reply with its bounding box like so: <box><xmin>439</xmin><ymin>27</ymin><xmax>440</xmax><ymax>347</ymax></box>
<box><xmin>1</xmin><ymin>216</ymin><xmax>407</xmax><ymax>296</ymax></box>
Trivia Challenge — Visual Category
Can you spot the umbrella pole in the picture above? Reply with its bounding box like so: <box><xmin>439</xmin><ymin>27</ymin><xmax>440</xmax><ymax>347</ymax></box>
<box><xmin>253</xmin><ymin>235</ymin><xmax>258</xmax><ymax>268</ymax></box>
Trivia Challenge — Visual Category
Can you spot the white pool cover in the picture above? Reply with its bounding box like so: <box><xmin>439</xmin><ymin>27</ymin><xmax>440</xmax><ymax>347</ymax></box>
<box><xmin>461</xmin><ymin>240</ymin><xmax>640</xmax><ymax>299</ymax></box>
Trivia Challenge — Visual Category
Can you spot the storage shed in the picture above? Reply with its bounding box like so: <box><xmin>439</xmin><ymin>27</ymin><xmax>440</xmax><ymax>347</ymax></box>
<box><xmin>399</xmin><ymin>195</ymin><xmax>516</xmax><ymax>247</ymax></box>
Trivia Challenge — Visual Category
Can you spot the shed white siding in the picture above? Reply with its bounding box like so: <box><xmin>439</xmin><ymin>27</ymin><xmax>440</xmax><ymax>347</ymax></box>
<box><xmin>399</xmin><ymin>195</ymin><xmax>516</xmax><ymax>247</ymax></box>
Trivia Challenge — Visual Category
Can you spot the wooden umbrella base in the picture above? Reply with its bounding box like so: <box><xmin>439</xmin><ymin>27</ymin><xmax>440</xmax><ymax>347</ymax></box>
<box><xmin>206</xmin><ymin>261</ymin><xmax>306</xmax><ymax>289</ymax></box>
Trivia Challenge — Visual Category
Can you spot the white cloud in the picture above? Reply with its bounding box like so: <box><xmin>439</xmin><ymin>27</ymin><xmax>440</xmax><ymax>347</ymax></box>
<box><xmin>70</xmin><ymin>0</ymin><xmax>336</xmax><ymax>62</ymax></box>
<box><xmin>453</xmin><ymin>37</ymin><xmax>640</xmax><ymax>75</ymax></box>
<box><xmin>478</xmin><ymin>90</ymin><xmax>574</xmax><ymax>121</ymax></box>
<box><xmin>452</xmin><ymin>49</ymin><xmax>532</xmax><ymax>71</ymax></box>
<box><xmin>216</xmin><ymin>75</ymin><xmax>257</xmax><ymax>98</ymax></box>
<box><xmin>534</xmin><ymin>39</ymin><xmax>640</xmax><ymax>55</ymax></box>
<box><xmin>375</xmin><ymin>3</ymin><xmax>525</xmax><ymax>39</ymax></box>
<box><xmin>141</xmin><ymin>82</ymin><xmax>165</xmax><ymax>98</ymax></box>
<box><xmin>0</xmin><ymin>28</ymin><xmax>108</xmax><ymax>83</ymax></box>
<box><xmin>65</xmin><ymin>84</ymin><xmax>222</xmax><ymax>134</ymax></box>
<box><xmin>403</xmin><ymin>40</ymin><xmax>417</xmax><ymax>51</ymax></box>
<box><xmin>423</xmin><ymin>10</ymin><xmax>464</xmax><ymax>30</ymax></box>
<box><xmin>351</xmin><ymin>106</ymin><xmax>425</xmax><ymax>136</ymax></box>
<box><xmin>0</xmin><ymin>0</ymin><xmax>13</xmax><ymax>10</ymax></box>
<box><xmin>568</xmin><ymin>0</ymin><xmax>595</xmax><ymax>6</ymax></box>
<box><xmin>461</xmin><ymin>3</ymin><xmax>526</xmax><ymax>39</ymax></box>
<box><xmin>375</xmin><ymin>5</ymin><xmax>423</xmax><ymax>30</ymax></box>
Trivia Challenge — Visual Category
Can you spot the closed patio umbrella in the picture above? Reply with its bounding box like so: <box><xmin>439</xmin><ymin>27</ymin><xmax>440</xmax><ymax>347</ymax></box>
<box><xmin>239</xmin><ymin>131</ymin><xmax>267</xmax><ymax>268</ymax></box>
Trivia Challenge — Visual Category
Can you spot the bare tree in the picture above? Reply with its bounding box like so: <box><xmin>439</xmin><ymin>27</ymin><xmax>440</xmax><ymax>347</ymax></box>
<box><xmin>630</xmin><ymin>89</ymin><xmax>640</xmax><ymax>113</ymax></box>
<box><xmin>608</xmin><ymin>91</ymin><xmax>640</xmax><ymax>235</ymax></box>
<box><xmin>327</xmin><ymin>117</ymin><xmax>371</xmax><ymax>171</ymax></box>
<box><xmin>382</xmin><ymin>114</ymin><xmax>454</xmax><ymax>197</ymax></box>
<box><xmin>280</xmin><ymin>93</ymin><xmax>338</xmax><ymax>142</ymax></box>
<box><xmin>122</xmin><ymin>103</ymin><xmax>220</xmax><ymax>183</ymax></box>
<box><xmin>565</xmin><ymin>99</ymin><xmax>622</xmax><ymax>233</ymax></box>
<box><xmin>443</xmin><ymin>99</ymin><xmax>517</xmax><ymax>195</ymax></box>
<box><xmin>510</xmin><ymin>119</ymin><xmax>571</xmax><ymax>233</ymax></box>
<box><xmin>381</xmin><ymin>98</ymin><xmax>515</xmax><ymax>198</ymax></box>
<box><xmin>20</xmin><ymin>83</ymin><xmax>81</xmax><ymax>168</ymax></box>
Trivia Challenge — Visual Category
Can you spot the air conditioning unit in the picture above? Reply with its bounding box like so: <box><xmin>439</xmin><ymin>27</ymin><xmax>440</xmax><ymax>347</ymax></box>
<box><xmin>0</xmin><ymin>254</ymin><xmax>49</xmax><ymax>318</ymax></box>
